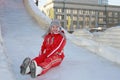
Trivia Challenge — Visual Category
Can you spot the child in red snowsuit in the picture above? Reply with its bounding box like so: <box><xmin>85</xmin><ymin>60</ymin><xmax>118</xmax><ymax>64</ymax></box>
<box><xmin>20</xmin><ymin>19</ymin><xmax>66</xmax><ymax>78</ymax></box>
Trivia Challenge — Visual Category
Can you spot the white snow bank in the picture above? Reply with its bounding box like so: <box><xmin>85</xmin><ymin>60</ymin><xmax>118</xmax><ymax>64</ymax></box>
<box><xmin>23</xmin><ymin>0</ymin><xmax>51</xmax><ymax>29</ymax></box>
<box><xmin>70</xmin><ymin>35</ymin><xmax>120</xmax><ymax>65</ymax></box>
<box><xmin>72</xmin><ymin>26</ymin><xmax>120</xmax><ymax>65</ymax></box>
<box><xmin>94</xmin><ymin>26</ymin><xmax>120</xmax><ymax>49</ymax></box>
<box><xmin>73</xmin><ymin>29</ymin><xmax>93</xmax><ymax>39</ymax></box>
<box><xmin>0</xmin><ymin>25</ymin><xmax>16</xmax><ymax>80</ymax></box>
<box><xmin>99</xmin><ymin>45</ymin><xmax>120</xmax><ymax>64</ymax></box>
<box><xmin>106</xmin><ymin>26</ymin><xmax>120</xmax><ymax>31</ymax></box>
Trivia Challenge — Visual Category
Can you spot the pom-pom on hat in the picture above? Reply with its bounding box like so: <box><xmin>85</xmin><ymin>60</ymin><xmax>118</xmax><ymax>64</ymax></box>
<box><xmin>50</xmin><ymin>19</ymin><xmax>61</xmax><ymax>27</ymax></box>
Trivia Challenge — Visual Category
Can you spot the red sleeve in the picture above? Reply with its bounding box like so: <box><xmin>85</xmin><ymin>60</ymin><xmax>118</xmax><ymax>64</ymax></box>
<box><xmin>40</xmin><ymin>36</ymin><xmax>47</xmax><ymax>55</ymax></box>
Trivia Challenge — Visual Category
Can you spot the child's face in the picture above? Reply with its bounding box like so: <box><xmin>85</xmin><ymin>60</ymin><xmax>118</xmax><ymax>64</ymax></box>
<box><xmin>50</xmin><ymin>25</ymin><xmax>59</xmax><ymax>34</ymax></box>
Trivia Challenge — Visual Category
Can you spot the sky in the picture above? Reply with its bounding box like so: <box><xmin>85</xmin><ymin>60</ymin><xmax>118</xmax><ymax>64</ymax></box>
<box><xmin>109</xmin><ymin>0</ymin><xmax>120</xmax><ymax>6</ymax></box>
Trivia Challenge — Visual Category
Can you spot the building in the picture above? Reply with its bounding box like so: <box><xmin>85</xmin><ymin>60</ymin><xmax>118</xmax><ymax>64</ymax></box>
<box><xmin>42</xmin><ymin>0</ymin><xmax>120</xmax><ymax>31</ymax></box>
<box><xmin>98</xmin><ymin>0</ymin><xmax>108</xmax><ymax>5</ymax></box>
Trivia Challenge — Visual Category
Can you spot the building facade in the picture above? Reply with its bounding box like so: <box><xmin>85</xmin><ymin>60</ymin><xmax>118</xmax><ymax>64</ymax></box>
<box><xmin>98</xmin><ymin>0</ymin><xmax>108</xmax><ymax>5</ymax></box>
<box><xmin>43</xmin><ymin>0</ymin><xmax>120</xmax><ymax>31</ymax></box>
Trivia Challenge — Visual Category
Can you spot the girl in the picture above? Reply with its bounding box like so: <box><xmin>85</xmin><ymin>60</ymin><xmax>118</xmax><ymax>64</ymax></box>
<box><xmin>20</xmin><ymin>19</ymin><xmax>66</xmax><ymax>78</ymax></box>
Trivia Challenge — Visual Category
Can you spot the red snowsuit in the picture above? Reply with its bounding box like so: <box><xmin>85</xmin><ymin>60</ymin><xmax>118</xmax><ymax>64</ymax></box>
<box><xmin>33</xmin><ymin>32</ymin><xmax>66</xmax><ymax>75</ymax></box>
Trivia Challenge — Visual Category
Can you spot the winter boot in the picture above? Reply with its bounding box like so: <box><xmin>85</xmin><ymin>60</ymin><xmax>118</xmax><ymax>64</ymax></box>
<box><xmin>20</xmin><ymin>57</ymin><xmax>31</xmax><ymax>75</ymax></box>
<box><xmin>29</xmin><ymin>60</ymin><xmax>42</xmax><ymax>78</ymax></box>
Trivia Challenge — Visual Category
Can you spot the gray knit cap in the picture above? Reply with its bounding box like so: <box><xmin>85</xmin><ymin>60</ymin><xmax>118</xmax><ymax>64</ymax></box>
<box><xmin>50</xmin><ymin>19</ymin><xmax>61</xmax><ymax>27</ymax></box>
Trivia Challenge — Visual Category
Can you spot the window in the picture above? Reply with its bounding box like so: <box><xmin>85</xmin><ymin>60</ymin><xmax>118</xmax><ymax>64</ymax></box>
<box><xmin>73</xmin><ymin>16</ymin><xmax>77</xmax><ymax>20</ymax></box>
<box><xmin>73</xmin><ymin>10</ymin><xmax>77</xmax><ymax>14</ymax></box>
<box><xmin>114</xmin><ymin>12</ymin><xmax>118</xmax><ymax>17</ymax></box>
<box><xmin>66</xmin><ymin>15</ymin><xmax>71</xmax><ymax>20</ymax></box>
<box><xmin>66</xmin><ymin>9</ymin><xmax>71</xmax><ymax>14</ymax></box>
<box><xmin>91</xmin><ymin>17</ymin><xmax>95</xmax><ymax>22</ymax></box>
<box><xmin>91</xmin><ymin>11</ymin><xmax>95</xmax><ymax>15</ymax></box>
<box><xmin>84</xmin><ymin>10</ymin><xmax>90</xmax><ymax>15</ymax></box>
<box><xmin>56</xmin><ymin>15</ymin><xmax>62</xmax><ymax>20</ymax></box>
<box><xmin>114</xmin><ymin>18</ymin><xmax>118</xmax><ymax>23</ymax></box>
<box><xmin>57</xmin><ymin>8</ymin><xmax>62</xmax><ymax>13</ymax></box>
<box><xmin>79</xmin><ymin>16</ymin><xmax>83</xmax><ymax>21</ymax></box>
<box><xmin>99</xmin><ymin>12</ymin><xmax>104</xmax><ymax>16</ymax></box>
<box><xmin>79</xmin><ymin>10</ymin><xmax>84</xmax><ymax>14</ymax></box>
<box><xmin>85</xmin><ymin>16</ymin><xmax>90</xmax><ymax>22</ymax></box>
<box><xmin>98</xmin><ymin>18</ymin><xmax>104</xmax><ymax>23</ymax></box>
<box><xmin>108</xmin><ymin>18</ymin><xmax>113</xmax><ymax>23</ymax></box>
<box><xmin>108</xmin><ymin>12</ymin><xmax>112</xmax><ymax>17</ymax></box>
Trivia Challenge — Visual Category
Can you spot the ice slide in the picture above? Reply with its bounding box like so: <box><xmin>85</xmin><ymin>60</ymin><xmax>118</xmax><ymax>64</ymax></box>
<box><xmin>1</xmin><ymin>0</ymin><xmax>120</xmax><ymax>80</ymax></box>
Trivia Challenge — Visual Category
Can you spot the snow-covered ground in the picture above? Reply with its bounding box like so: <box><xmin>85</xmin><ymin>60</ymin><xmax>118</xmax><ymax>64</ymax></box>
<box><xmin>0</xmin><ymin>0</ymin><xmax>120</xmax><ymax>80</ymax></box>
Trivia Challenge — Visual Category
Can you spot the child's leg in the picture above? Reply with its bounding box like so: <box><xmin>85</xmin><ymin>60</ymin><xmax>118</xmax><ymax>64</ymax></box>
<box><xmin>33</xmin><ymin>54</ymin><xmax>47</xmax><ymax>66</ymax></box>
<box><xmin>29</xmin><ymin>60</ymin><xmax>43</xmax><ymax>78</ymax></box>
<box><xmin>39</xmin><ymin>54</ymin><xmax>64</xmax><ymax>75</ymax></box>
<box><xmin>29</xmin><ymin>54</ymin><xmax>64</xmax><ymax>78</ymax></box>
<box><xmin>29</xmin><ymin>54</ymin><xmax>47</xmax><ymax>78</ymax></box>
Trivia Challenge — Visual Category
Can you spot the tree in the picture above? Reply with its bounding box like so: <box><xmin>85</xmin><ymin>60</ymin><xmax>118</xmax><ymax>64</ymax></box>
<box><xmin>67</xmin><ymin>16</ymin><xmax>71</xmax><ymax>31</ymax></box>
<box><xmin>49</xmin><ymin>8</ymin><xmax>54</xmax><ymax>19</ymax></box>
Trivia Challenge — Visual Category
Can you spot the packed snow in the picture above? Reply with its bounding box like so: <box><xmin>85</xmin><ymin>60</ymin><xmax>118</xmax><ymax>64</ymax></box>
<box><xmin>0</xmin><ymin>0</ymin><xmax>120</xmax><ymax>80</ymax></box>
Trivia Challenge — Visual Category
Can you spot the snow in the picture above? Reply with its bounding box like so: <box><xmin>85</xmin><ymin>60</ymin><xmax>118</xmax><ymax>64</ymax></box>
<box><xmin>0</xmin><ymin>0</ymin><xmax>120</xmax><ymax>80</ymax></box>
<box><xmin>73</xmin><ymin>29</ymin><xmax>93</xmax><ymax>39</ymax></box>
<box><xmin>24</xmin><ymin>0</ymin><xmax>51</xmax><ymax>28</ymax></box>
<box><xmin>70</xmin><ymin>32</ymin><xmax>120</xmax><ymax>64</ymax></box>
<box><xmin>0</xmin><ymin>21</ymin><xmax>15</xmax><ymax>80</ymax></box>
